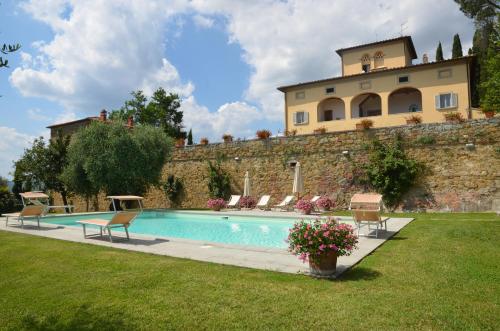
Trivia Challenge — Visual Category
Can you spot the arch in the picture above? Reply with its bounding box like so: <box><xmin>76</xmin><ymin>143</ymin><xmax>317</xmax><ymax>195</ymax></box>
<box><xmin>350</xmin><ymin>93</ymin><xmax>382</xmax><ymax>118</ymax></box>
<box><xmin>361</xmin><ymin>53</ymin><xmax>371</xmax><ymax>73</ymax></box>
<box><xmin>374</xmin><ymin>51</ymin><xmax>384</xmax><ymax>68</ymax></box>
<box><xmin>317</xmin><ymin>98</ymin><xmax>345</xmax><ymax>122</ymax></box>
<box><xmin>388</xmin><ymin>87</ymin><xmax>422</xmax><ymax>115</ymax></box>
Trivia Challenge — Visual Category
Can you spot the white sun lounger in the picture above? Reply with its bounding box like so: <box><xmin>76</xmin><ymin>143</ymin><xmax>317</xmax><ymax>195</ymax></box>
<box><xmin>274</xmin><ymin>195</ymin><xmax>295</xmax><ymax>211</ymax></box>
<box><xmin>255</xmin><ymin>195</ymin><xmax>271</xmax><ymax>210</ymax></box>
<box><xmin>3</xmin><ymin>205</ymin><xmax>45</xmax><ymax>229</ymax></box>
<box><xmin>77</xmin><ymin>211</ymin><xmax>139</xmax><ymax>242</ymax></box>
<box><xmin>226</xmin><ymin>195</ymin><xmax>241</xmax><ymax>209</ymax></box>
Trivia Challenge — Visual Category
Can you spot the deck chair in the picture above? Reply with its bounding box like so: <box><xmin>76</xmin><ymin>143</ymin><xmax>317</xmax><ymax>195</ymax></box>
<box><xmin>349</xmin><ymin>193</ymin><xmax>388</xmax><ymax>238</ymax></box>
<box><xmin>77</xmin><ymin>211</ymin><xmax>139</xmax><ymax>242</ymax></box>
<box><xmin>274</xmin><ymin>195</ymin><xmax>295</xmax><ymax>211</ymax></box>
<box><xmin>310</xmin><ymin>195</ymin><xmax>321</xmax><ymax>211</ymax></box>
<box><xmin>255</xmin><ymin>195</ymin><xmax>271</xmax><ymax>210</ymax></box>
<box><xmin>226</xmin><ymin>195</ymin><xmax>241</xmax><ymax>209</ymax></box>
<box><xmin>3</xmin><ymin>205</ymin><xmax>45</xmax><ymax>229</ymax></box>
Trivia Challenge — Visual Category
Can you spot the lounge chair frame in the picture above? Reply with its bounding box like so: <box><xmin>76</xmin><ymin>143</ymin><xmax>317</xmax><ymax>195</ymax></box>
<box><xmin>77</xmin><ymin>212</ymin><xmax>138</xmax><ymax>243</ymax></box>
<box><xmin>349</xmin><ymin>193</ymin><xmax>388</xmax><ymax>238</ymax></box>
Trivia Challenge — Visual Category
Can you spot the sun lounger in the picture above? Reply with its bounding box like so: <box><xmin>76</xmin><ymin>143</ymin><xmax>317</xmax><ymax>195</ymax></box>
<box><xmin>3</xmin><ymin>205</ymin><xmax>45</xmax><ymax>229</ymax></box>
<box><xmin>76</xmin><ymin>211</ymin><xmax>139</xmax><ymax>242</ymax></box>
<box><xmin>226</xmin><ymin>195</ymin><xmax>241</xmax><ymax>209</ymax></box>
<box><xmin>255</xmin><ymin>195</ymin><xmax>271</xmax><ymax>210</ymax></box>
<box><xmin>274</xmin><ymin>195</ymin><xmax>295</xmax><ymax>211</ymax></box>
<box><xmin>20</xmin><ymin>192</ymin><xmax>74</xmax><ymax>213</ymax></box>
<box><xmin>349</xmin><ymin>193</ymin><xmax>388</xmax><ymax>238</ymax></box>
<box><xmin>310</xmin><ymin>195</ymin><xmax>321</xmax><ymax>211</ymax></box>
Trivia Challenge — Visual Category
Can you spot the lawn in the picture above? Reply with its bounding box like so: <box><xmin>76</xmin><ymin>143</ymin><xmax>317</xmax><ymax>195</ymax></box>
<box><xmin>0</xmin><ymin>213</ymin><xmax>498</xmax><ymax>330</ymax></box>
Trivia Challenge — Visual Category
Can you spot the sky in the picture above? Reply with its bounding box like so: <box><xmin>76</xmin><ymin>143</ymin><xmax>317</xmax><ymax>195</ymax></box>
<box><xmin>0</xmin><ymin>0</ymin><xmax>475</xmax><ymax>179</ymax></box>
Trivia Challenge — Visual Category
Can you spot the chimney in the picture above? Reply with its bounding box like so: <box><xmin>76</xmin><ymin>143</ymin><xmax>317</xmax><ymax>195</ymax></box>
<box><xmin>422</xmin><ymin>53</ymin><xmax>429</xmax><ymax>64</ymax></box>
<box><xmin>127</xmin><ymin>116</ymin><xmax>134</xmax><ymax>128</ymax></box>
<box><xmin>99</xmin><ymin>109</ymin><xmax>107</xmax><ymax>122</ymax></box>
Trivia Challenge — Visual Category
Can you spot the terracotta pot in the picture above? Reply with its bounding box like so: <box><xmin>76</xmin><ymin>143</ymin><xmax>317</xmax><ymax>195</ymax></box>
<box><xmin>484</xmin><ymin>111</ymin><xmax>495</xmax><ymax>119</ymax></box>
<box><xmin>308</xmin><ymin>251</ymin><xmax>338</xmax><ymax>277</ymax></box>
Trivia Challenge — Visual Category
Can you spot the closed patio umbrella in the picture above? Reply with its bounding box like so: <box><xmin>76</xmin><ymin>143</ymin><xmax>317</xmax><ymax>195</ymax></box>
<box><xmin>292</xmin><ymin>162</ymin><xmax>303</xmax><ymax>199</ymax></box>
<box><xmin>243</xmin><ymin>171</ymin><xmax>251</xmax><ymax>197</ymax></box>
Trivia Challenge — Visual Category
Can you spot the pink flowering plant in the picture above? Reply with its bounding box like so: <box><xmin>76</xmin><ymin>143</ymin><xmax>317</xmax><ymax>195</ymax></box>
<box><xmin>240</xmin><ymin>196</ymin><xmax>257</xmax><ymax>208</ymax></box>
<box><xmin>287</xmin><ymin>219</ymin><xmax>358</xmax><ymax>263</ymax></box>
<box><xmin>316</xmin><ymin>196</ymin><xmax>334</xmax><ymax>210</ymax></box>
<box><xmin>207</xmin><ymin>198</ymin><xmax>226</xmax><ymax>210</ymax></box>
<box><xmin>294</xmin><ymin>199</ymin><xmax>314</xmax><ymax>214</ymax></box>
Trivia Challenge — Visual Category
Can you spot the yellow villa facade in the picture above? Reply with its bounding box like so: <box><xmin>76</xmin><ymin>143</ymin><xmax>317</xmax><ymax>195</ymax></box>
<box><xmin>278</xmin><ymin>36</ymin><xmax>483</xmax><ymax>134</ymax></box>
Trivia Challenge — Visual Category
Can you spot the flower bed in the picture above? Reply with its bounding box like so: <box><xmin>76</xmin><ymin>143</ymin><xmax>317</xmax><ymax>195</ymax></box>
<box><xmin>207</xmin><ymin>198</ymin><xmax>226</xmax><ymax>211</ymax></box>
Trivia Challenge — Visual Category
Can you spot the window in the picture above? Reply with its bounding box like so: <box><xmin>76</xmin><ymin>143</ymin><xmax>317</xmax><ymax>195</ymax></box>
<box><xmin>435</xmin><ymin>93</ymin><xmax>458</xmax><ymax>109</ymax></box>
<box><xmin>325</xmin><ymin>87</ymin><xmax>335</xmax><ymax>94</ymax></box>
<box><xmin>438</xmin><ymin>69</ymin><xmax>452</xmax><ymax>79</ymax></box>
<box><xmin>361</xmin><ymin>54</ymin><xmax>370</xmax><ymax>73</ymax></box>
<box><xmin>398</xmin><ymin>75</ymin><xmax>409</xmax><ymax>83</ymax></box>
<box><xmin>359</xmin><ymin>81</ymin><xmax>371</xmax><ymax>90</ymax></box>
<box><xmin>323</xmin><ymin>110</ymin><xmax>333</xmax><ymax>121</ymax></box>
<box><xmin>374</xmin><ymin>51</ymin><xmax>384</xmax><ymax>68</ymax></box>
<box><xmin>295</xmin><ymin>91</ymin><xmax>305</xmax><ymax>99</ymax></box>
<box><xmin>362</xmin><ymin>64</ymin><xmax>370</xmax><ymax>73</ymax></box>
<box><xmin>293</xmin><ymin>111</ymin><xmax>309</xmax><ymax>125</ymax></box>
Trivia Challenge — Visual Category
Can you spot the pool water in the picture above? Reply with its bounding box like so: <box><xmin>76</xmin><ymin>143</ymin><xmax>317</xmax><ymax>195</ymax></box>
<box><xmin>42</xmin><ymin>211</ymin><xmax>297</xmax><ymax>249</ymax></box>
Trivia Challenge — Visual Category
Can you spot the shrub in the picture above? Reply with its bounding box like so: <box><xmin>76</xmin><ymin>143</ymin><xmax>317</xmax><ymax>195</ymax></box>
<box><xmin>240</xmin><ymin>196</ymin><xmax>257</xmax><ymax>208</ymax></box>
<box><xmin>222</xmin><ymin>134</ymin><xmax>233</xmax><ymax>143</ymax></box>
<box><xmin>256</xmin><ymin>130</ymin><xmax>272</xmax><ymax>139</ymax></box>
<box><xmin>163</xmin><ymin>175</ymin><xmax>183</xmax><ymax>206</ymax></box>
<box><xmin>287</xmin><ymin>219</ymin><xmax>358</xmax><ymax>263</ymax></box>
<box><xmin>356</xmin><ymin>119</ymin><xmax>374</xmax><ymax>130</ymax></box>
<box><xmin>207</xmin><ymin>198</ymin><xmax>226</xmax><ymax>210</ymax></box>
<box><xmin>294</xmin><ymin>199</ymin><xmax>314</xmax><ymax>214</ymax></box>
<box><xmin>200</xmin><ymin>137</ymin><xmax>209</xmax><ymax>145</ymax></box>
<box><xmin>207</xmin><ymin>157</ymin><xmax>231</xmax><ymax>200</ymax></box>
<box><xmin>443</xmin><ymin>112</ymin><xmax>465</xmax><ymax>123</ymax></box>
<box><xmin>364</xmin><ymin>134</ymin><xmax>422</xmax><ymax>209</ymax></box>
<box><xmin>316</xmin><ymin>196</ymin><xmax>334</xmax><ymax>210</ymax></box>
<box><xmin>0</xmin><ymin>187</ymin><xmax>17</xmax><ymax>213</ymax></box>
<box><xmin>415</xmin><ymin>135</ymin><xmax>436</xmax><ymax>145</ymax></box>
<box><xmin>406</xmin><ymin>114</ymin><xmax>422</xmax><ymax>124</ymax></box>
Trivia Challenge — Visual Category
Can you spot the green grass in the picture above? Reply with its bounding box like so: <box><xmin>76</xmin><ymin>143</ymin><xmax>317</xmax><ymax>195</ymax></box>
<box><xmin>0</xmin><ymin>213</ymin><xmax>498</xmax><ymax>330</ymax></box>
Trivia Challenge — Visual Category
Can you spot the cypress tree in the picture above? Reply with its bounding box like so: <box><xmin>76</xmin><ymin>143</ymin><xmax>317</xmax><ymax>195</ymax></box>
<box><xmin>187</xmin><ymin>129</ymin><xmax>193</xmax><ymax>145</ymax></box>
<box><xmin>452</xmin><ymin>34</ymin><xmax>463</xmax><ymax>58</ymax></box>
<box><xmin>436</xmin><ymin>42</ymin><xmax>444</xmax><ymax>61</ymax></box>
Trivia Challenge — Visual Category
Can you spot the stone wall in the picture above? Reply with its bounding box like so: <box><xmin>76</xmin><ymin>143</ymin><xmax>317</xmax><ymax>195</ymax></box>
<box><xmin>58</xmin><ymin>118</ymin><xmax>500</xmax><ymax>212</ymax></box>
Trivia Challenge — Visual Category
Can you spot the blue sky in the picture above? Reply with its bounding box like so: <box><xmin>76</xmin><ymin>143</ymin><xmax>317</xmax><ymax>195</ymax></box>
<box><xmin>0</xmin><ymin>0</ymin><xmax>475</xmax><ymax>179</ymax></box>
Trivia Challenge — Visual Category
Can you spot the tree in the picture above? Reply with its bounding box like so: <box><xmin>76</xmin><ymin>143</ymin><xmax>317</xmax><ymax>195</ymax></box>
<box><xmin>109</xmin><ymin>90</ymin><xmax>147</xmax><ymax>121</ymax></box>
<box><xmin>480</xmin><ymin>29</ymin><xmax>500</xmax><ymax>112</ymax></box>
<box><xmin>63</xmin><ymin>121</ymin><xmax>172</xmax><ymax>209</ymax></box>
<box><xmin>452</xmin><ymin>34</ymin><xmax>464</xmax><ymax>58</ymax></box>
<box><xmin>1</xmin><ymin>43</ymin><xmax>21</xmax><ymax>68</ymax></box>
<box><xmin>140</xmin><ymin>88</ymin><xmax>184</xmax><ymax>139</ymax></box>
<box><xmin>0</xmin><ymin>176</ymin><xmax>17</xmax><ymax>213</ymax></box>
<box><xmin>187</xmin><ymin>129</ymin><xmax>193</xmax><ymax>145</ymax></box>
<box><xmin>46</xmin><ymin>131</ymin><xmax>72</xmax><ymax>211</ymax></box>
<box><xmin>436</xmin><ymin>42</ymin><xmax>444</xmax><ymax>61</ymax></box>
<box><xmin>454</xmin><ymin>0</ymin><xmax>499</xmax><ymax>25</ymax></box>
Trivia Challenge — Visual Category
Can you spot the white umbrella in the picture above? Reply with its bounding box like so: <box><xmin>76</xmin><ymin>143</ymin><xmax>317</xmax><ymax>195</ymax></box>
<box><xmin>243</xmin><ymin>171</ymin><xmax>251</xmax><ymax>197</ymax></box>
<box><xmin>292</xmin><ymin>162</ymin><xmax>303</xmax><ymax>199</ymax></box>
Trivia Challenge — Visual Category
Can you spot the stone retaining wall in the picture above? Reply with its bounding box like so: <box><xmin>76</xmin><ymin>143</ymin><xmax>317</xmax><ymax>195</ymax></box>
<box><xmin>57</xmin><ymin>118</ymin><xmax>500</xmax><ymax>212</ymax></box>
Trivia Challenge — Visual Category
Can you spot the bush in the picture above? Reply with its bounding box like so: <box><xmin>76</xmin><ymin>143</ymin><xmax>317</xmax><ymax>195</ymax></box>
<box><xmin>207</xmin><ymin>198</ymin><xmax>226</xmax><ymax>211</ymax></box>
<box><xmin>443</xmin><ymin>112</ymin><xmax>465</xmax><ymax>123</ymax></box>
<box><xmin>415</xmin><ymin>135</ymin><xmax>436</xmax><ymax>145</ymax></box>
<box><xmin>256</xmin><ymin>130</ymin><xmax>272</xmax><ymax>139</ymax></box>
<box><xmin>294</xmin><ymin>199</ymin><xmax>314</xmax><ymax>214</ymax></box>
<box><xmin>240</xmin><ymin>196</ymin><xmax>257</xmax><ymax>208</ymax></box>
<box><xmin>0</xmin><ymin>187</ymin><xmax>17</xmax><ymax>213</ymax></box>
<box><xmin>207</xmin><ymin>158</ymin><xmax>231</xmax><ymax>200</ymax></box>
<box><xmin>365</xmin><ymin>135</ymin><xmax>422</xmax><ymax>209</ymax></box>
<box><xmin>316</xmin><ymin>196</ymin><xmax>334</xmax><ymax>210</ymax></box>
<box><xmin>287</xmin><ymin>219</ymin><xmax>358</xmax><ymax>263</ymax></box>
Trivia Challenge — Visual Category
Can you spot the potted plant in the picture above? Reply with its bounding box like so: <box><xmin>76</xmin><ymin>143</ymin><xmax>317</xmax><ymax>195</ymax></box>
<box><xmin>315</xmin><ymin>196</ymin><xmax>334</xmax><ymax>212</ymax></box>
<box><xmin>200</xmin><ymin>137</ymin><xmax>209</xmax><ymax>145</ymax></box>
<box><xmin>240</xmin><ymin>196</ymin><xmax>257</xmax><ymax>209</ymax></box>
<box><xmin>443</xmin><ymin>112</ymin><xmax>465</xmax><ymax>123</ymax></box>
<box><xmin>256</xmin><ymin>129</ymin><xmax>272</xmax><ymax>140</ymax></box>
<box><xmin>207</xmin><ymin>198</ymin><xmax>226</xmax><ymax>211</ymax></box>
<box><xmin>355</xmin><ymin>119</ymin><xmax>374</xmax><ymax>130</ymax></box>
<box><xmin>288</xmin><ymin>219</ymin><xmax>358</xmax><ymax>277</ymax></box>
<box><xmin>222</xmin><ymin>134</ymin><xmax>233</xmax><ymax>143</ymax></box>
<box><xmin>405</xmin><ymin>114</ymin><xmax>422</xmax><ymax>125</ymax></box>
<box><xmin>482</xmin><ymin>108</ymin><xmax>495</xmax><ymax>119</ymax></box>
<box><xmin>313</xmin><ymin>127</ymin><xmax>327</xmax><ymax>134</ymax></box>
<box><xmin>175</xmin><ymin>137</ymin><xmax>185</xmax><ymax>148</ymax></box>
<box><xmin>285</xmin><ymin>129</ymin><xmax>297</xmax><ymax>137</ymax></box>
<box><xmin>294</xmin><ymin>199</ymin><xmax>314</xmax><ymax>215</ymax></box>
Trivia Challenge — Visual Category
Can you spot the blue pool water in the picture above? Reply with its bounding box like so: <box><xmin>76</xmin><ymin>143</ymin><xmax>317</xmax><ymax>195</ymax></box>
<box><xmin>42</xmin><ymin>211</ymin><xmax>297</xmax><ymax>248</ymax></box>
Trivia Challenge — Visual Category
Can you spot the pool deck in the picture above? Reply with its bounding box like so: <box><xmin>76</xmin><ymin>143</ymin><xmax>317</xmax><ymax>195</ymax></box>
<box><xmin>0</xmin><ymin>210</ymin><xmax>413</xmax><ymax>278</ymax></box>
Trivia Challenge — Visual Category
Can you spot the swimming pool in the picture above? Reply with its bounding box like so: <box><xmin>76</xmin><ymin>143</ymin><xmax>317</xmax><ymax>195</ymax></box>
<box><xmin>42</xmin><ymin>211</ymin><xmax>298</xmax><ymax>249</ymax></box>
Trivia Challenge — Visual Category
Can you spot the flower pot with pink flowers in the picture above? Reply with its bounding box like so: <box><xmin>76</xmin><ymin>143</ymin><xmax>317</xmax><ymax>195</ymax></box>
<box><xmin>294</xmin><ymin>199</ymin><xmax>314</xmax><ymax>215</ymax></box>
<box><xmin>239</xmin><ymin>196</ymin><xmax>257</xmax><ymax>209</ymax></box>
<box><xmin>315</xmin><ymin>196</ymin><xmax>334</xmax><ymax>212</ymax></box>
<box><xmin>287</xmin><ymin>218</ymin><xmax>358</xmax><ymax>277</ymax></box>
<box><xmin>207</xmin><ymin>198</ymin><xmax>226</xmax><ymax>211</ymax></box>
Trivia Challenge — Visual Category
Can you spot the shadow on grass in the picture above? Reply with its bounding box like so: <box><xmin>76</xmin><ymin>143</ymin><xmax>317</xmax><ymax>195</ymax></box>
<box><xmin>12</xmin><ymin>304</ymin><xmax>135</xmax><ymax>331</ymax></box>
<box><xmin>388</xmin><ymin>236</ymin><xmax>408</xmax><ymax>241</ymax></box>
<box><xmin>338</xmin><ymin>267</ymin><xmax>381</xmax><ymax>282</ymax></box>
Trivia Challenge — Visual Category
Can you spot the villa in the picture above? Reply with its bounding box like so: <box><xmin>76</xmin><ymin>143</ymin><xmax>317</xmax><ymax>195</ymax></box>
<box><xmin>278</xmin><ymin>36</ymin><xmax>481</xmax><ymax>135</ymax></box>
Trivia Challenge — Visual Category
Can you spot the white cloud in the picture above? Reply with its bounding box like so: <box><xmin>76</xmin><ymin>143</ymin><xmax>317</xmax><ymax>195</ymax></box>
<box><xmin>27</xmin><ymin>108</ymin><xmax>51</xmax><ymax>121</ymax></box>
<box><xmin>0</xmin><ymin>127</ymin><xmax>34</xmax><ymax>179</ymax></box>
<box><xmin>53</xmin><ymin>109</ymin><xmax>78</xmax><ymax>125</ymax></box>
<box><xmin>193</xmin><ymin>14</ymin><xmax>214</xmax><ymax>29</ymax></box>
